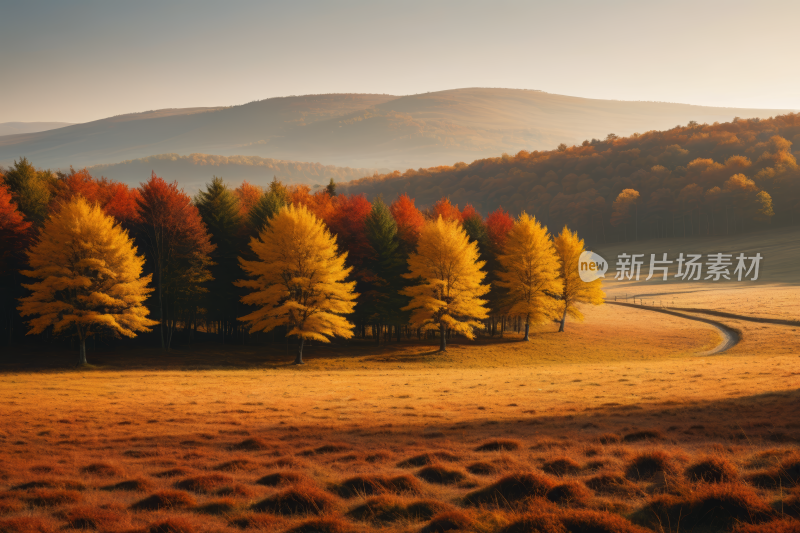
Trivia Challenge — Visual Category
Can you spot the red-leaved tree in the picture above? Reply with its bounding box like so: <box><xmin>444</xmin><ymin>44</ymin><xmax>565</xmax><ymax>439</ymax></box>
<box><xmin>136</xmin><ymin>173</ymin><xmax>214</xmax><ymax>350</ymax></box>
<box><xmin>486</xmin><ymin>207</ymin><xmax>514</xmax><ymax>251</ymax></box>
<box><xmin>53</xmin><ymin>169</ymin><xmax>141</xmax><ymax>227</ymax></box>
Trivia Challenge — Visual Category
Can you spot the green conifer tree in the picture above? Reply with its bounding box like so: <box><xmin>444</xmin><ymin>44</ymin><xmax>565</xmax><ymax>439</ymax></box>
<box><xmin>248</xmin><ymin>178</ymin><xmax>289</xmax><ymax>235</ymax></box>
<box><xmin>364</xmin><ymin>198</ymin><xmax>408</xmax><ymax>342</ymax></box>
<box><xmin>196</xmin><ymin>176</ymin><xmax>244</xmax><ymax>343</ymax></box>
<box><xmin>2</xmin><ymin>158</ymin><xmax>55</xmax><ymax>227</ymax></box>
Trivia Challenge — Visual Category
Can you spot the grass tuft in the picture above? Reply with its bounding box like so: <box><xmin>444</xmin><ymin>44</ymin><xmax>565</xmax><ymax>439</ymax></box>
<box><xmin>147</xmin><ymin>517</ymin><xmax>196</xmax><ymax>533</ymax></box>
<box><xmin>748</xmin><ymin>452</ymin><xmax>800</xmax><ymax>489</ymax></box>
<box><xmin>546</xmin><ymin>482</ymin><xmax>592</xmax><ymax>506</ymax></box>
<box><xmin>475</xmin><ymin>439</ymin><xmax>521</xmax><ymax>452</ymax></box>
<box><xmin>196</xmin><ymin>497</ymin><xmax>238</xmax><ymax>515</ymax></box>
<box><xmin>467</xmin><ymin>461</ymin><xmax>497</xmax><ymax>476</ymax></box>
<box><xmin>60</xmin><ymin>506</ymin><xmax>124</xmax><ymax>529</ymax></box>
<box><xmin>0</xmin><ymin>517</ymin><xmax>54</xmax><ymax>533</ymax></box>
<box><xmin>595</xmin><ymin>434</ymin><xmax>622</xmax><ymax>445</ymax></box>
<box><xmin>416</xmin><ymin>464</ymin><xmax>468</xmax><ymax>485</ymax></box>
<box><xmin>252</xmin><ymin>484</ymin><xmax>338</xmax><ymax>515</ymax></box>
<box><xmin>585</xmin><ymin>473</ymin><xmax>642</xmax><ymax>497</ymax></box>
<box><xmin>637</xmin><ymin>482</ymin><xmax>773</xmax><ymax>531</ymax></box>
<box><xmin>347</xmin><ymin>495</ymin><xmax>450</xmax><ymax>524</ymax></box>
<box><xmin>104</xmin><ymin>477</ymin><xmax>154</xmax><ymax>492</ymax></box>
<box><xmin>230</xmin><ymin>437</ymin><xmax>271</xmax><ymax>451</ymax></box>
<box><xmin>26</xmin><ymin>489</ymin><xmax>82</xmax><ymax>507</ymax></box>
<box><xmin>397</xmin><ymin>451</ymin><xmax>460</xmax><ymax>468</ymax></box>
<box><xmin>622</xmin><ymin>430</ymin><xmax>663</xmax><ymax>442</ymax></box>
<box><xmin>300</xmin><ymin>444</ymin><xmax>350</xmax><ymax>456</ymax></box>
<box><xmin>11</xmin><ymin>479</ymin><xmax>84</xmax><ymax>491</ymax></box>
<box><xmin>256</xmin><ymin>471</ymin><xmax>310</xmax><ymax>487</ymax></box>
<box><xmin>464</xmin><ymin>472</ymin><xmax>555</xmax><ymax>507</ymax></box>
<box><xmin>214</xmin><ymin>459</ymin><xmax>259</xmax><ymax>472</ymax></box>
<box><xmin>685</xmin><ymin>456</ymin><xmax>739</xmax><ymax>483</ymax></box>
<box><xmin>131</xmin><ymin>490</ymin><xmax>196</xmax><ymax>511</ymax></box>
<box><xmin>79</xmin><ymin>462</ymin><xmax>122</xmax><ymax>477</ymax></box>
<box><xmin>542</xmin><ymin>457</ymin><xmax>582</xmax><ymax>476</ymax></box>
<box><xmin>421</xmin><ymin>510</ymin><xmax>474</xmax><ymax>533</ymax></box>
<box><xmin>154</xmin><ymin>468</ymin><xmax>192</xmax><ymax>478</ymax></box>
<box><xmin>286</xmin><ymin>517</ymin><xmax>352</xmax><ymax>533</ymax></box>
<box><xmin>175</xmin><ymin>473</ymin><xmax>234</xmax><ymax>493</ymax></box>
<box><xmin>625</xmin><ymin>450</ymin><xmax>676</xmax><ymax>480</ymax></box>
<box><xmin>227</xmin><ymin>512</ymin><xmax>281</xmax><ymax>530</ymax></box>
<box><xmin>334</xmin><ymin>474</ymin><xmax>421</xmax><ymax>498</ymax></box>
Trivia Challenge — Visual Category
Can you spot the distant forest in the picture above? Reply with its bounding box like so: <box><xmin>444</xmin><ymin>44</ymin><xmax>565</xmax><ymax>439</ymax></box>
<box><xmin>89</xmin><ymin>153</ymin><xmax>380</xmax><ymax>189</ymax></box>
<box><xmin>340</xmin><ymin>114</ymin><xmax>800</xmax><ymax>245</ymax></box>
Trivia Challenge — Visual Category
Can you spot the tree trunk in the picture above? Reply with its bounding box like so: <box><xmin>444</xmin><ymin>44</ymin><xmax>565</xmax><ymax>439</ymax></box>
<box><xmin>294</xmin><ymin>338</ymin><xmax>305</xmax><ymax>365</ymax></box>
<box><xmin>157</xmin><ymin>266</ymin><xmax>165</xmax><ymax>350</ymax></box>
<box><xmin>558</xmin><ymin>307</ymin><xmax>568</xmax><ymax>332</ymax></box>
<box><xmin>78</xmin><ymin>337</ymin><xmax>87</xmax><ymax>366</ymax></box>
<box><xmin>523</xmin><ymin>319</ymin><xmax>530</xmax><ymax>341</ymax></box>
<box><xmin>439</xmin><ymin>323</ymin><xmax>446</xmax><ymax>352</ymax></box>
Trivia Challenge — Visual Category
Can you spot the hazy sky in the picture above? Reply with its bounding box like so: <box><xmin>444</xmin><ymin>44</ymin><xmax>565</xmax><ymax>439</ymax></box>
<box><xmin>2</xmin><ymin>0</ymin><xmax>798</xmax><ymax>123</ymax></box>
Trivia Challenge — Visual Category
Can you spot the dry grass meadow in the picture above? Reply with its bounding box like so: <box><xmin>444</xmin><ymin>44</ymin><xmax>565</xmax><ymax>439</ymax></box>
<box><xmin>2</xmin><ymin>229</ymin><xmax>799</xmax><ymax>533</ymax></box>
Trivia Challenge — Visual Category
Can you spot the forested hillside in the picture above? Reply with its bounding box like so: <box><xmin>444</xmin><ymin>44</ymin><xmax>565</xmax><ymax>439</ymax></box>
<box><xmin>340</xmin><ymin>114</ymin><xmax>800</xmax><ymax>245</ymax></box>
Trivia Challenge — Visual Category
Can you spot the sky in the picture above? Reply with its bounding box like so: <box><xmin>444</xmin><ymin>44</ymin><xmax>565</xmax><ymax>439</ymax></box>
<box><xmin>1</xmin><ymin>0</ymin><xmax>798</xmax><ymax>123</ymax></box>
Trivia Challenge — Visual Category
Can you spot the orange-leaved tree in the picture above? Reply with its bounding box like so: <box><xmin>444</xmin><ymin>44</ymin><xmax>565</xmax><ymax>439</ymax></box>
<box><xmin>236</xmin><ymin>204</ymin><xmax>357</xmax><ymax>365</ymax></box>
<box><xmin>610</xmin><ymin>189</ymin><xmax>640</xmax><ymax>240</ymax></box>
<box><xmin>18</xmin><ymin>197</ymin><xmax>156</xmax><ymax>365</ymax></box>
<box><xmin>431</xmin><ymin>197</ymin><xmax>462</xmax><ymax>223</ymax></box>
<box><xmin>234</xmin><ymin>180</ymin><xmax>263</xmax><ymax>220</ymax></box>
<box><xmin>390</xmin><ymin>193</ymin><xmax>425</xmax><ymax>254</ymax></box>
<box><xmin>402</xmin><ymin>216</ymin><xmax>489</xmax><ymax>352</ymax></box>
<box><xmin>553</xmin><ymin>226</ymin><xmax>604</xmax><ymax>332</ymax></box>
<box><xmin>495</xmin><ymin>213</ymin><xmax>562</xmax><ymax>341</ymax></box>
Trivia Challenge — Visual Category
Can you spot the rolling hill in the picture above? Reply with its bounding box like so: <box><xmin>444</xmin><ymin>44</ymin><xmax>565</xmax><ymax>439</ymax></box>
<box><xmin>1</xmin><ymin>89</ymin><xmax>794</xmax><ymax>180</ymax></box>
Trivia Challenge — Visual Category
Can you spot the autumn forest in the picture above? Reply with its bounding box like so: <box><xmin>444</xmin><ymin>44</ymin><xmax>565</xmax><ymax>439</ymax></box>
<box><xmin>1</xmin><ymin>113</ymin><xmax>799</xmax><ymax>362</ymax></box>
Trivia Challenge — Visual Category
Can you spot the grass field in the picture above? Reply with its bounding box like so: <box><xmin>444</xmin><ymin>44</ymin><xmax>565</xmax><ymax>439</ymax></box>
<box><xmin>1</xmin><ymin>230</ymin><xmax>799</xmax><ymax>533</ymax></box>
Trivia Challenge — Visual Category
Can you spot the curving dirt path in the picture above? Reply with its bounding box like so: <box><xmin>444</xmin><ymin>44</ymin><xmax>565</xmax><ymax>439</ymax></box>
<box><xmin>606</xmin><ymin>301</ymin><xmax>740</xmax><ymax>356</ymax></box>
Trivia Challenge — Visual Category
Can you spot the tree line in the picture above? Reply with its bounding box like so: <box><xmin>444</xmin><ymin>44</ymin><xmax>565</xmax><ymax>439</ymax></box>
<box><xmin>339</xmin><ymin>114</ymin><xmax>800</xmax><ymax>245</ymax></box>
<box><xmin>0</xmin><ymin>162</ymin><xmax>602</xmax><ymax>363</ymax></box>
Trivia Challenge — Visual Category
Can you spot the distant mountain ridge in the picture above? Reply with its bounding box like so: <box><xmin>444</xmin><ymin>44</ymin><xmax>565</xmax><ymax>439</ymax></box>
<box><xmin>0</xmin><ymin>122</ymin><xmax>74</xmax><ymax>136</ymax></box>
<box><xmin>1</xmin><ymin>89</ymin><xmax>794</xmax><ymax>178</ymax></box>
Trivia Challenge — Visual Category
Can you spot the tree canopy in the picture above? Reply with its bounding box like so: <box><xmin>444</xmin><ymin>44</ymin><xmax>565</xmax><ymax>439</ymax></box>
<box><xmin>18</xmin><ymin>197</ymin><xmax>156</xmax><ymax>364</ymax></box>
<box><xmin>236</xmin><ymin>204</ymin><xmax>358</xmax><ymax>364</ymax></box>
<box><xmin>496</xmin><ymin>213</ymin><xmax>562</xmax><ymax>340</ymax></box>
<box><xmin>402</xmin><ymin>216</ymin><xmax>490</xmax><ymax>352</ymax></box>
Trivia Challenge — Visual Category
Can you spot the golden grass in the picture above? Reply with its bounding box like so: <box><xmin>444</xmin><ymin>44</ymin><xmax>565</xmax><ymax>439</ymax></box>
<box><xmin>1</xmin><ymin>296</ymin><xmax>799</xmax><ymax>532</ymax></box>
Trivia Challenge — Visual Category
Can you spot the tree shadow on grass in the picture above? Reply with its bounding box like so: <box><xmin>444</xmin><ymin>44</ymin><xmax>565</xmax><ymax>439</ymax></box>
<box><xmin>0</xmin><ymin>334</ymin><xmax>538</xmax><ymax>372</ymax></box>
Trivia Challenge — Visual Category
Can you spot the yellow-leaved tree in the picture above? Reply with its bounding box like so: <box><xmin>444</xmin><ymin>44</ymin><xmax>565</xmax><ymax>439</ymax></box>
<box><xmin>401</xmin><ymin>216</ymin><xmax>489</xmax><ymax>352</ymax></box>
<box><xmin>18</xmin><ymin>197</ymin><xmax>157</xmax><ymax>365</ymax></box>
<box><xmin>496</xmin><ymin>213</ymin><xmax>562</xmax><ymax>340</ymax></box>
<box><xmin>553</xmin><ymin>226</ymin><xmax>605</xmax><ymax>331</ymax></box>
<box><xmin>235</xmin><ymin>204</ymin><xmax>357</xmax><ymax>364</ymax></box>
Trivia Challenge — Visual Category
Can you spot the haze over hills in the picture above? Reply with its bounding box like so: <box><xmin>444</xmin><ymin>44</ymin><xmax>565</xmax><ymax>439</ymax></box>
<box><xmin>0</xmin><ymin>89</ymin><xmax>795</xmax><ymax>190</ymax></box>
<box><xmin>87</xmin><ymin>154</ymin><xmax>383</xmax><ymax>191</ymax></box>
<box><xmin>0</xmin><ymin>122</ymin><xmax>74</xmax><ymax>136</ymax></box>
